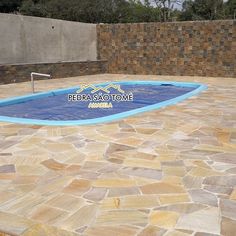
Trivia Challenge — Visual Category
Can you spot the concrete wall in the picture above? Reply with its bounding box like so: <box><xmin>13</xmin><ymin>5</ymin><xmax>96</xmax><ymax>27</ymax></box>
<box><xmin>0</xmin><ymin>13</ymin><xmax>97</xmax><ymax>64</ymax></box>
<box><xmin>97</xmin><ymin>20</ymin><xmax>236</xmax><ymax>78</ymax></box>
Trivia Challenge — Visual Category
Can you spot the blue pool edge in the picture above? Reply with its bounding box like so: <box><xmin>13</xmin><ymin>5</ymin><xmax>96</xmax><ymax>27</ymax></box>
<box><xmin>0</xmin><ymin>81</ymin><xmax>207</xmax><ymax>126</ymax></box>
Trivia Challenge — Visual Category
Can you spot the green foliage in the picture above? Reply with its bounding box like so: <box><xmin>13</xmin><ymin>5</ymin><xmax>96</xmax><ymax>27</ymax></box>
<box><xmin>0</xmin><ymin>0</ymin><xmax>22</xmax><ymax>13</ymax></box>
<box><xmin>180</xmin><ymin>0</ymin><xmax>225</xmax><ymax>21</ymax></box>
<box><xmin>1</xmin><ymin>0</ymin><xmax>235</xmax><ymax>22</ymax></box>
<box><xmin>224</xmin><ymin>0</ymin><xmax>236</xmax><ymax>19</ymax></box>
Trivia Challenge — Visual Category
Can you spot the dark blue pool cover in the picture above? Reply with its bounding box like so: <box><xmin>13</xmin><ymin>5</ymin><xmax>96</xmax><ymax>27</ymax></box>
<box><xmin>0</xmin><ymin>84</ymin><xmax>196</xmax><ymax>121</ymax></box>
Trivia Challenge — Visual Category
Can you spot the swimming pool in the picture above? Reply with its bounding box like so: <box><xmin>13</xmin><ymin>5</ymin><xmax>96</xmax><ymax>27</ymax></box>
<box><xmin>0</xmin><ymin>81</ymin><xmax>207</xmax><ymax>126</ymax></box>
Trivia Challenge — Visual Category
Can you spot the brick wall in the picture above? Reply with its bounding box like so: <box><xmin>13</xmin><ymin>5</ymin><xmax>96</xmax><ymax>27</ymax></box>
<box><xmin>97</xmin><ymin>20</ymin><xmax>236</xmax><ymax>77</ymax></box>
<box><xmin>0</xmin><ymin>60</ymin><xmax>107</xmax><ymax>84</ymax></box>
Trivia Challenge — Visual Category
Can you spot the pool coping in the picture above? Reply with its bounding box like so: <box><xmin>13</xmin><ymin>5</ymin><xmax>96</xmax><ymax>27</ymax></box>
<box><xmin>0</xmin><ymin>80</ymin><xmax>207</xmax><ymax>126</ymax></box>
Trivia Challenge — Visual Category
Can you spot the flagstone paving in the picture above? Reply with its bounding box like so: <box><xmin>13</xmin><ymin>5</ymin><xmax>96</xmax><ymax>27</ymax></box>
<box><xmin>0</xmin><ymin>74</ymin><xmax>235</xmax><ymax>236</ymax></box>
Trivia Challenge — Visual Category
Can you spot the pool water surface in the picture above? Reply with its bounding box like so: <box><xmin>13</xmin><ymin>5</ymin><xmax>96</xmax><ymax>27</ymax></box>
<box><xmin>0</xmin><ymin>81</ymin><xmax>207</xmax><ymax>126</ymax></box>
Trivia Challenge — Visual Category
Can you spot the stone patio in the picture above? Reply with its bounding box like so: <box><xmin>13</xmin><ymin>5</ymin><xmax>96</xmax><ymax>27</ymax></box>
<box><xmin>0</xmin><ymin>74</ymin><xmax>235</xmax><ymax>236</ymax></box>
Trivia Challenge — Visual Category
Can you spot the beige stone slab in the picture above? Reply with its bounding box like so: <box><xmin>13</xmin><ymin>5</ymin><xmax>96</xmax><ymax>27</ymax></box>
<box><xmin>138</xmin><ymin>225</ymin><xmax>167</xmax><ymax>236</ymax></box>
<box><xmin>21</xmin><ymin>224</ymin><xmax>80</xmax><ymax>236</ymax></box>
<box><xmin>159</xmin><ymin>194</ymin><xmax>190</xmax><ymax>205</ymax></box>
<box><xmin>46</xmin><ymin>194</ymin><xmax>85</xmax><ymax>211</ymax></box>
<box><xmin>149</xmin><ymin>211</ymin><xmax>179</xmax><ymax>229</ymax></box>
<box><xmin>123</xmin><ymin>159</ymin><xmax>161</xmax><ymax>170</ymax></box>
<box><xmin>84</xmin><ymin>225</ymin><xmax>139</xmax><ymax>236</ymax></box>
<box><xmin>176</xmin><ymin>207</ymin><xmax>220</xmax><ymax>235</ymax></box>
<box><xmin>221</xmin><ymin>217</ymin><xmax>236</xmax><ymax>236</ymax></box>
<box><xmin>96</xmin><ymin>210</ymin><xmax>148</xmax><ymax>225</ymax></box>
<box><xmin>92</xmin><ymin>178</ymin><xmax>136</xmax><ymax>188</ymax></box>
<box><xmin>61</xmin><ymin>204</ymin><xmax>98</xmax><ymax>231</ymax></box>
<box><xmin>141</xmin><ymin>182</ymin><xmax>186</xmax><ymax>194</ymax></box>
<box><xmin>0</xmin><ymin>211</ymin><xmax>35</xmax><ymax>235</ymax></box>
<box><xmin>230</xmin><ymin>189</ymin><xmax>236</xmax><ymax>200</ymax></box>
<box><xmin>162</xmin><ymin>166</ymin><xmax>186</xmax><ymax>177</ymax></box>
<box><xmin>189</xmin><ymin>167</ymin><xmax>223</xmax><ymax>177</ymax></box>
<box><xmin>16</xmin><ymin>165</ymin><xmax>47</xmax><ymax>176</ymax></box>
<box><xmin>101</xmin><ymin>195</ymin><xmax>159</xmax><ymax>210</ymax></box>
<box><xmin>30</xmin><ymin>205</ymin><xmax>68</xmax><ymax>224</ymax></box>
<box><xmin>63</xmin><ymin>179</ymin><xmax>91</xmax><ymax>196</ymax></box>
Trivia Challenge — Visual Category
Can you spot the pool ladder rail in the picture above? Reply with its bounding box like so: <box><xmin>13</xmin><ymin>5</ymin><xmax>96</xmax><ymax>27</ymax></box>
<box><xmin>31</xmin><ymin>72</ymin><xmax>51</xmax><ymax>93</ymax></box>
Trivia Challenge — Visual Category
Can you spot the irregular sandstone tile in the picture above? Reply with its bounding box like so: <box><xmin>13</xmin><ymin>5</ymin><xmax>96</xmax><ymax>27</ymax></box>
<box><xmin>108</xmin><ymin>187</ymin><xmax>140</xmax><ymax>197</ymax></box>
<box><xmin>64</xmin><ymin>152</ymin><xmax>86</xmax><ymax>164</ymax></box>
<box><xmin>183</xmin><ymin>175</ymin><xmax>203</xmax><ymax>189</ymax></box>
<box><xmin>159</xmin><ymin>194</ymin><xmax>190</xmax><ymax>205</ymax></box>
<box><xmin>0</xmin><ymin>165</ymin><xmax>15</xmax><ymax>173</ymax></box>
<box><xmin>96</xmin><ymin>210</ymin><xmax>148</xmax><ymax>225</ymax></box>
<box><xmin>0</xmin><ymin>193</ymin><xmax>46</xmax><ymax>216</ymax></box>
<box><xmin>62</xmin><ymin>205</ymin><xmax>98</xmax><ymax>231</ymax></box>
<box><xmin>140</xmin><ymin>182</ymin><xmax>186</xmax><ymax>194</ymax></box>
<box><xmin>220</xmin><ymin>199</ymin><xmax>236</xmax><ymax>220</ymax></box>
<box><xmin>164</xmin><ymin>230</ymin><xmax>191</xmax><ymax>236</ymax></box>
<box><xmin>204</xmin><ymin>185</ymin><xmax>232</xmax><ymax>195</ymax></box>
<box><xmin>82</xmin><ymin>161</ymin><xmax>108</xmax><ymax>171</ymax></box>
<box><xmin>115</xmin><ymin>150</ymin><xmax>157</xmax><ymax>161</ymax></box>
<box><xmin>108</xmin><ymin>158</ymin><xmax>123</xmax><ymax>164</ymax></box>
<box><xmin>176</xmin><ymin>207</ymin><xmax>220</xmax><ymax>235</ymax></box>
<box><xmin>21</xmin><ymin>224</ymin><xmax>80</xmax><ymax>236</ymax></box>
<box><xmin>46</xmin><ymin>194</ymin><xmax>85</xmax><ymax>211</ymax></box>
<box><xmin>118</xmin><ymin>121</ymin><xmax>135</xmax><ymax>129</ymax></box>
<box><xmin>84</xmin><ymin>225</ymin><xmax>139</xmax><ymax>236</ymax></box>
<box><xmin>191</xmin><ymin>160</ymin><xmax>211</xmax><ymax>169</ymax></box>
<box><xmin>203</xmin><ymin>176</ymin><xmax>236</xmax><ymax>187</ymax></box>
<box><xmin>12</xmin><ymin>175</ymin><xmax>39</xmax><ymax>185</ymax></box>
<box><xmin>43</xmin><ymin>143</ymin><xmax>75</xmax><ymax>152</ymax></box>
<box><xmin>209</xmin><ymin>153</ymin><xmax>236</xmax><ymax>165</ymax></box>
<box><xmin>101</xmin><ymin>195</ymin><xmax>159</xmax><ymax>210</ymax></box>
<box><xmin>83</xmin><ymin>187</ymin><xmax>107</xmax><ymax>202</ymax></box>
<box><xmin>75</xmin><ymin>225</ymin><xmax>87</xmax><ymax>233</ymax></box>
<box><xmin>179</xmin><ymin>150</ymin><xmax>214</xmax><ymax>160</ymax></box>
<box><xmin>156</xmin><ymin>203</ymin><xmax>207</xmax><ymax>214</ymax></box>
<box><xmin>105</xmin><ymin>143</ymin><xmax>135</xmax><ymax>157</ymax></box>
<box><xmin>0</xmin><ymin>191</ymin><xmax>17</xmax><ymax>205</ymax></box>
<box><xmin>41</xmin><ymin>159</ymin><xmax>68</xmax><ymax>171</ymax></box>
<box><xmin>230</xmin><ymin>189</ymin><xmax>236</xmax><ymax>200</ymax></box>
<box><xmin>189</xmin><ymin>166</ymin><xmax>223</xmax><ymax>177</ymax></box>
<box><xmin>98</xmin><ymin>164</ymin><xmax>121</xmax><ymax>173</ymax></box>
<box><xmin>194</xmin><ymin>144</ymin><xmax>235</xmax><ymax>153</ymax></box>
<box><xmin>0</xmin><ymin>140</ymin><xmax>19</xmax><ymax>150</ymax></box>
<box><xmin>216</xmin><ymin>129</ymin><xmax>230</xmax><ymax>143</ymax></box>
<box><xmin>161</xmin><ymin>160</ymin><xmax>184</xmax><ymax>167</ymax></box>
<box><xmin>116</xmin><ymin>137</ymin><xmax>144</xmax><ymax>147</ymax></box>
<box><xmin>123</xmin><ymin>159</ymin><xmax>161</xmax><ymax>170</ymax></box>
<box><xmin>226</xmin><ymin>167</ymin><xmax>236</xmax><ymax>174</ymax></box>
<box><xmin>150</xmin><ymin>211</ymin><xmax>179</xmax><ymax>229</ymax></box>
<box><xmin>120</xmin><ymin>167</ymin><xmax>162</xmax><ymax>180</ymax></box>
<box><xmin>138</xmin><ymin>225</ymin><xmax>166</xmax><ymax>236</ymax></box>
<box><xmin>221</xmin><ymin>217</ymin><xmax>236</xmax><ymax>236</ymax></box>
<box><xmin>136</xmin><ymin>128</ymin><xmax>158</xmax><ymax>135</ymax></box>
<box><xmin>76</xmin><ymin>170</ymin><xmax>100</xmax><ymax>180</ymax></box>
<box><xmin>16</xmin><ymin>165</ymin><xmax>47</xmax><ymax>176</ymax></box>
<box><xmin>162</xmin><ymin>176</ymin><xmax>182</xmax><ymax>185</ymax></box>
<box><xmin>30</xmin><ymin>205</ymin><xmax>68</xmax><ymax>224</ymax></box>
<box><xmin>162</xmin><ymin>166</ymin><xmax>186</xmax><ymax>177</ymax></box>
<box><xmin>194</xmin><ymin>232</ymin><xmax>219</xmax><ymax>236</ymax></box>
<box><xmin>0</xmin><ymin>211</ymin><xmax>34</xmax><ymax>235</ymax></box>
<box><xmin>34</xmin><ymin>176</ymin><xmax>72</xmax><ymax>196</ymax></box>
<box><xmin>63</xmin><ymin>179</ymin><xmax>91</xmax><ymax>196</ymax></box>
<box><xmin>189</xmin><ymin>189</ymin><xmax>218</xmax><ymax>207</ymax></box>
<box><xmin>65</xmin><ymin>165</ymin><xmax>81</xmax><ymax>175</ymax></box>
<box><xmin>209</xmin><ymin>162</ymin><xmax>234</xmax><ymax>172</ymax></box>
<box><xmin>92</xmin><ymin>179</ymin><xmax>136</xmax><ymax>188</ymax></box>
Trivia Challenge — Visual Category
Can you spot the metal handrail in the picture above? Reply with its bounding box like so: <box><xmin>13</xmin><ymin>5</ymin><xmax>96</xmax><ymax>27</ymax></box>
<box><xmin>31</xmin><ymin>72</ymin><xmax>51</xmax><ymax>93</ymax></box>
